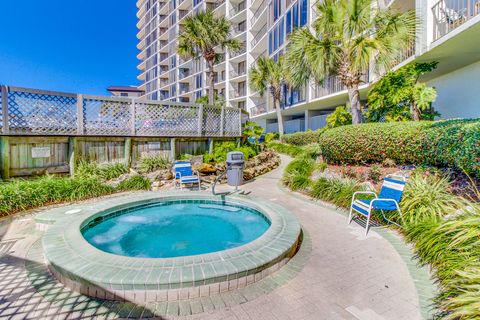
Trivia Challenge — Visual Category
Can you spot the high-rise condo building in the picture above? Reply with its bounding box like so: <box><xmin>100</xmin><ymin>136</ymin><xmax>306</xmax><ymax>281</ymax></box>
<box><xmin>137</xmin><ymin>0</ymin><xmax>480</xmax><ymax>133</ymax></box>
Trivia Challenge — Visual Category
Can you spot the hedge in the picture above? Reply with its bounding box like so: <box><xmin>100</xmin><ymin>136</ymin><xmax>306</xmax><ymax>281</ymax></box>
<box><xmin>317</xmin><ymin>119</ymin><xmax>480</xmax><ymax>176</ymax></box>
<box><xmin>281</xmin><ymin>129</ymin><xmax>324</xmax><ymax>146</ymax></box>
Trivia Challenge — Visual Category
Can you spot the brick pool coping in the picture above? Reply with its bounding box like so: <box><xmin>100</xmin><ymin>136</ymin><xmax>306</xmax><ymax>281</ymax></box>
<box><xmin>37</xmin><ymin>191</ymin><xmax>302</xmax><ymax>303</ymax></box>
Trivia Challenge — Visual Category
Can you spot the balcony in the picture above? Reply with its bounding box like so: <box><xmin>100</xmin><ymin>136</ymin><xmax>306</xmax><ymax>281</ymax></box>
<box><xmin>206</xmin><ymin>0</ymin><xmax>225</xmax><ymax>11</ymax></box>
<box><xmin>251</xmin><ymin>0</ymin><xmax>267</xmax><ymax>26</ymax></box>
<box><xmin>230</xmin><ymin>1</ymin><xmax>246</xmax><ymax>17</ymax></box>
<box><xmin>250</xmin><ymin>102</ymin><xmax>268</xmax><ymax>116</ymax></box>
<box><xmin>230</xmin><ymin>47</ymin><xmax>246</xmax><ymax>58</ymax></box>
<box><xmin>230</xmin><ymin>88</ymin><xmax>246</xmax><ymax>99</ymax></box>
<box><xmin>432</xmin><ymin>0</ymin><xmax>480</xmax><ymax>41</ymax></box>
<box><xmin>179</xmin><ymin>84</ymin><xmax>190</xmax><ymax>94</ymax></box>
<box><xmin>230</xmin><ymin>67</ymin><xmax>246</xmax><ymax>78</ymax></box>
<box><xmin>251</xmin><ymin>23</ymin><xmax>268</xmax><ymax>47</ymax></box>
<box><xmin>179</xmin><ymin>68</ymin><xmax>191</xmax><ymax>80</ymax></box>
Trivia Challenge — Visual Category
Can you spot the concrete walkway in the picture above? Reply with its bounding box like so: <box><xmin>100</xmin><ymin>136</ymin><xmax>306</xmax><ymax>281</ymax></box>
<box><xmin>0</xmin><ymin>155</ymin><xmax>436</xmax><ymax>319</ymax></box>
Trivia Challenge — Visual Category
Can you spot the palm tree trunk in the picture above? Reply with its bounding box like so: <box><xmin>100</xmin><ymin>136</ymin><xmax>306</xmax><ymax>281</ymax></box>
<box><xmin>274</xmin><ymin>97</ymin><xmax>284</xmax><ymax>137</ymax></box>
<box><xmin>347</xmin><ymin>87</ymin><xmax>362</xmax><ymax>125</ymax></box>
<box><xmin>207</xmin><ymin>60</ymin><xmax>215</xmax><ymax>105</ymax></box>
<box><xmin>410</xmin><ymin>102</ymin><xmax>421</xmax><ymax>121</ymax></box>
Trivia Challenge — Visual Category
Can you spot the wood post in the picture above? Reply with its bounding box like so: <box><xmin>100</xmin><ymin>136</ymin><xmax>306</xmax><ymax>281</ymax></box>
<box><xmin>76</xmin><ymin>94</ymin><xmax>84</xmax><ymax>135</ymax></box>
<box><xmin>170</xmin><ymin>138</ymin><xmax>176</xmax><ymax>161</ymax></box>
<box><xmin>130</xmin><ymin>99</ymin><xmax>136</xmax><ymax>136</ymax></box>
<box><xmin>1</xmin><ymin>85</ymin><xmax>9</xmax><ymax>134</ymax></box>
<box><xmin>197</xmin><ymin>104</ymin><xmax>204</xmax><ymax>137</ymax></box>
<box><xmin>220</xmin><ymin>106</ymin><xmax>225</xmax><ymax>137</ymax></box>
<box><xmin>124</xmin><ymin>138</ymin><xmax>132</xmax><ymax>168</ymax></box>
<box><xmin>0</xmin><ymin>137</ymin><xmax>10</xmax><ymax>180</ymax></box>
<box><xmin>68</xmin><ymin>137</ymin><xmax>78</xmax><ymax>176</ymax></box>
<box><xmin>208</xmin><ymin>138</ymin><xmax>214</xmax><ymax>154</ymax></box>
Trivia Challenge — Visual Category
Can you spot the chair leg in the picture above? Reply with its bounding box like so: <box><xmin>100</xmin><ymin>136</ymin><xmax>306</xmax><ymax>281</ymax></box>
<box><xmin>198</xmin><ymin>180</ymin><xmax>201</xmax><ymax>191</ymax></box>
<box><xmin>380</xmin><ymin>209</ymin><xmax>403</xmax><ymax>228</ymax></box>
<box><xmin>365</xmin><ymin>212</ymin><xmax>371</xmax><ymax>237</ymax></box>
<box><xmin>348</xmin><ymin>206</ymin><xmax>353</xmax><ymax>224</ymax></box>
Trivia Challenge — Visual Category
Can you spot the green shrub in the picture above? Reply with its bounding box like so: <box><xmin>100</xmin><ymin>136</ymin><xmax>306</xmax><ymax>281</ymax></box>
<box><xmin>137</xmin><ymin>155</ymin><xmax>171</xmax><ymax>173</ymax></box>
<box><xmin>204</xmin><ymin>141</ymin><xmax>258</xmax><ymax>163</ymax></box>
<box><xmin>326</xmin><ymin>106</ymin><xmax>352</xmax><ymax>128</ymax></box>
<box><xmin>264</xmin><ymin>132</ymin><xmax>279</xmax><ymax>143</ymax></box>
<box><xmin>267</xmin><ymin>142</ymin><xmax>303</xmax><ymax>157</ymax></box>
<box><xmin>400</xmin><ymin>173</ymin><xmax>465</xmax><ymax>224</ymax></box>
<box><xmin>311</xmin><ymin>177</ymin><xmax>365</xmax><ymax>208</ymax></box>
<box><xmin>367</xmin><ymin>165</ymin><xmax>382</xmax><ymax>183</ymax></box>
<box><xmin>281</xmin><ymin>129</ymin><xmax>324</xmax><ymax>146</ymax></box>
<box><xmin>116</xmin><ymin>176</ymin><xmax>152</xmax><ymax>191</ymax></box>
<box><xmin>317</xmin><ymin>119</ymin><xmax>480</xmax><ymax>177</ymax></box>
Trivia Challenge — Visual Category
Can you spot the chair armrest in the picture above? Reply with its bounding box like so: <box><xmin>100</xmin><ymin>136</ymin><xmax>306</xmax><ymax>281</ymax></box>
<box><xmin>193</xmin><ymin>170</ymin><xmax>200</xmax><ymax>177</ymax></box>
<box><xmin>351</xmin><ymin>191</ymin><xmax>377</xmax><ymax>206</ymax></box>
<box><xmin>370</xmin><ymin>198</ymin><xmax>400</xmax><ymax>208</ymax></box>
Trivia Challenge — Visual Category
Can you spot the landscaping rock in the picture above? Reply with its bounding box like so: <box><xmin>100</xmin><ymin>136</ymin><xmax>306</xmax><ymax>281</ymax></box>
<box><xmin>145</xmin><ymin>169</ymin><xmax>173</xmax><ymax>182</ymax></box>
<box><xmin>194</xmin><ymin>163</ymin><xmax>217</xmax><ymax>175</ymax></box>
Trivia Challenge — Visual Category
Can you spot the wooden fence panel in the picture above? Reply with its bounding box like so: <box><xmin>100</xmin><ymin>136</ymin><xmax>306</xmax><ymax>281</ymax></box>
<box><xmin>132</xmin><ymin>138</ymin><xmax>172</xmax><ymax>164</ymax></box>
<box><xmin>7</xmin><ymin>136</ymin><xmax>69</xmax><ymax>177</ymax></box>
<box><xmin>77</xmin><ymin>138</ymin><xmax>126</xmax><ymax>164</ymax></box>
<box><xmin>176</xmin><ymin>139</ymin><xmax>209</xmax><ymax>156</ymax></box>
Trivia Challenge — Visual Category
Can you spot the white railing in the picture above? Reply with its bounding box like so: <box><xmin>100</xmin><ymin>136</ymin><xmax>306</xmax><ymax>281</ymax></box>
<box><xmin>432</xmin><ymin>0</ymin><xmax>480</xmax><ymax>41</ymax></box>
<box><xmin>0</xmin><ymin>85</ymin><xmax>242</xmax><ymax>137</ymax></box>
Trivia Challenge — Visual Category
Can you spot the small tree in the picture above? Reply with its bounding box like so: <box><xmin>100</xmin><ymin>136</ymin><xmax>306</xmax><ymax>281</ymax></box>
<box><xmin>326</xmin><ymin>106</ymin><xmax>353</xmax><ymax>128</ymax></box>
<box><xmin>286</xmin><ymin>0</ymin><xmax>416</xmax><ymax>124</ymax></box>
<box><xmin>367</xmin><ymin>62</ymin><xmax>439</xmax><ymax>122</ymax></box>
<box><xmin>178</xmin><ymin>10</ymin><xmax>241</xmax><ymax>105</ymax></box>
<box><xmin>249</xmin><ymin>56</ymin><xmax>288</xmax><ymax>136</ymax></box>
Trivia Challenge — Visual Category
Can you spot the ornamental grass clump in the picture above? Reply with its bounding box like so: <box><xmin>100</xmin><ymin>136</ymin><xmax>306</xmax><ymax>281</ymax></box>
<box><xmin>117</xmin><ymin>176</ymin><xmax>152</xmax><ymax>191</ymax></box>
<box><xmin>400</xmin><ymin>172</ymin><xmax>465</xmax><ymax>224</ymax></box>
<box><xmin>311</xmin><ymin>177</ymin><xmax>365</xmax><ymax>208</ymax></box>
<box><xmin>282</xmin><ymin>156</ymin><xmax>316</xmax><ymax>191</ymax></box>
<box><xmin>0</xmin><ymin>175</ymin><xmax>115</xmax><ymax>216</ymax></box>
<box><xmin>137</xmin><ymin>155</ymin><xmax>171</xmax><ymax>173</ymax></box>
<box><xmin>75</xmin><ymin>161</ymin><xmax>128</xmax><ymax>180</ymax></box>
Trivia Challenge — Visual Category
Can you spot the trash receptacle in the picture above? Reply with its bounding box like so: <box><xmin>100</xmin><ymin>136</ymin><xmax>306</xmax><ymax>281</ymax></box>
<box><xmin>226</xmin><ymin>151</ymin><xmax>244</xmax><ymax>187</ymax></box>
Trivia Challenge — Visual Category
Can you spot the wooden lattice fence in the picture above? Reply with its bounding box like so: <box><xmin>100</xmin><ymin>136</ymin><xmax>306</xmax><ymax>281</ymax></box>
<box><xmin>0</xmin><ymin>85</ymin><xmax>244</xmax><ymax>179</ymax></box>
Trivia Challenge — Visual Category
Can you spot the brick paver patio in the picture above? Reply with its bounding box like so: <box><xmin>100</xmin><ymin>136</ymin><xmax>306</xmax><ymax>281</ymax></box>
<box><xmin>0</xmin><ymin>155</ymin><xmax>436</xmax><ymax>319</ymax></box>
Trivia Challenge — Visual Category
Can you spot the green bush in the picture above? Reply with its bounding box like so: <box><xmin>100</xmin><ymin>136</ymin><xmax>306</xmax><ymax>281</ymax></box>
<box><xmin>116</xmin><ymin>176</ymin><xmax>152</xmax><ymax>191</ymax></box>
<box><xmin>318</xmin><ymin>119</ymin><xmax>480</xmax><ymax>177</ymax></box>
<box><xmin>137</xmin><ymin>154</ymin><xmax>171</xmax><ymax>173</ymax></box>
<box><xmin>281</xmin><ymin>129</ymin><xmax>324</xmax><ymax>146</ymax></box>
<box><xmin>267</xmin><ymin>142</ymin><xmax>303</xmax><ymax>157</ymax></box>
<box><xmin>204</xmin><ymin>141</ymin><xmax>258</xmax><ymax>163</ymax></box>
<box><xmin>326</xmin><ymin>106</ymin><xmax>352</xmax><ymax>128</ymax></box>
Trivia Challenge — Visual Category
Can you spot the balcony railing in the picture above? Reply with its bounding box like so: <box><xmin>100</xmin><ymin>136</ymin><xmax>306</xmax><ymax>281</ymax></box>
<box><xmin>230</xmin><ymin>89</ymin><xmax>247</xmax><ymax>98</ymax></box>
<box><xmin>311</xmin><ymin>73</ymin><xmax>368</xmax><ymax>100</ymax></box>
<box><xmin>249</xmin><ymin>102</ymin><xmax>268</xmax><ymax>117</ymax></box>
<box><xmin>230</xmin><ymin>47</ymin><xmax>246</xmax><ymax>58</ymax></box>
<box><xmin>251</xmin><ymin>0</ymin><xmax>268</xmax><ymax>25</ymax></box>
<box><xmin>432</xmin><ymin>0</ymin><xmax>480</xmax><ymax>41</ymax></box>
<box><xmin>230</xmin><ymin>68</ymin><xmax>247</xmax><ymax>78</ymax></box>
<box><xmin>252</xmin><ymin>23</ymin><xmax>268</xmax><ymax>47</ymax></box>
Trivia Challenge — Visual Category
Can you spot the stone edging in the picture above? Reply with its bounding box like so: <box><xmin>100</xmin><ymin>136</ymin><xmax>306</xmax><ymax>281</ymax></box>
<box><xmin>39</xmin><ymin>191</ymin><xmax>302</xmax><ymax>304</ymax></box>
<box><xmin>26</xmin><ymin>229</ymin><xmax>313</xmax><ymax>318</ymax></box>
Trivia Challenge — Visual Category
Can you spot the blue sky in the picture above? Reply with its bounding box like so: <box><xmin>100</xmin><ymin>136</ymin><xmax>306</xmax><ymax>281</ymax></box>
<box><xmin>0</xmin><ymin>0</ymin><xmax>139</xmax><ymax>95</ymax></box>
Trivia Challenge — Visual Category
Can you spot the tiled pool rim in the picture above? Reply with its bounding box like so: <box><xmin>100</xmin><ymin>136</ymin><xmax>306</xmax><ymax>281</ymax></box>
<box><xmin>38</xmin><ymin>192</ymin><xmax>302</xmax><ymax>303</ymax></box>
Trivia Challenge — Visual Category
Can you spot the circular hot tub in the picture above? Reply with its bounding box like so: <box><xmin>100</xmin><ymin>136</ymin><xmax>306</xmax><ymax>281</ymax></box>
<box><xmin>41</xmin><ymin>192</ymin><xmax>301</xmax><ymax>303</ymax></box>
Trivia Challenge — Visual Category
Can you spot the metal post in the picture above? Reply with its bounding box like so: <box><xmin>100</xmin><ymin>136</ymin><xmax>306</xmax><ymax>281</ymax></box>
<box><xmin>76</xmin><ymin>94</ymin><xmax>84</xmax><ymax>135</ymax></box>
<box><xmin>197</xmin><ymin>104</ymin><xmax>204</xmax><ymax>137</ymax></box>
<box><xmin>1</xmin><ymin>85</ymin><xmax>9</xmax><ymax>134</ymax></box>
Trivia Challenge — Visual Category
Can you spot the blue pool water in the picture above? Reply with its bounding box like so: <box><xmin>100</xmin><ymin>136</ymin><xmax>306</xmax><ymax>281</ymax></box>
<box><xmin>82</xmin><ymin>200</ymin><xmax>270</xmax><ymax>258</ymax></box>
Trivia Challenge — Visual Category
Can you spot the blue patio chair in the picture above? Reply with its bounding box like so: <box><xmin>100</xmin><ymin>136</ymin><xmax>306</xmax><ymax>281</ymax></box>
<box><xmin>173</xmin><ymin>161</ymin><xmax>201</xmax><ymax>190</ymax></box>
<box><xmin>348</xmin><ymin>175</ymin><xmax>406</xmax><ymax>236</ymax></box>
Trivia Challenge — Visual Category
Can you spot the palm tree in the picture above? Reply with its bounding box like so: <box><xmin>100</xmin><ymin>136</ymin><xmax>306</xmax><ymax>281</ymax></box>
<box><xmin>286</xmin><ymin>0</ymin><xmax>416</xmax><ymax>124</ymax></box>
<box><xmin>249</xmin><ymin>56</ymin><xmax>287</xmax><ymax>136</ymax></box>
<box><xmin>178</xmin><ymin>10</ymin><xmax>242</xmax><ymax>105</ymax></box>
